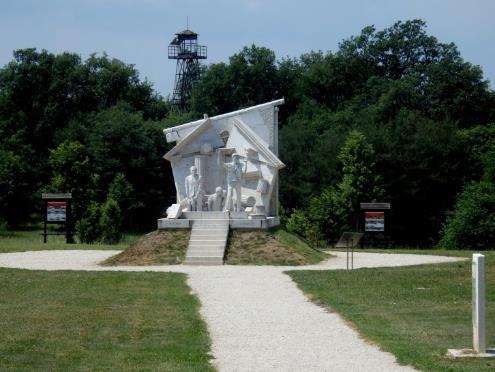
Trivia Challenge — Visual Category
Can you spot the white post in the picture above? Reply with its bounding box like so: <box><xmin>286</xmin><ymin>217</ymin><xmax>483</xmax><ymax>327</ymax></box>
<box><xmin>472</xmin><ymin>253</ymin><xmax>486</xmax><ymax>354</ymax></box>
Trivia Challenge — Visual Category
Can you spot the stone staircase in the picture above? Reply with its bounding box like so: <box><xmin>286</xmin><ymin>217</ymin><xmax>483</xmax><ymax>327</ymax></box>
<box><xmin>184</xmin><ymin>218</ymin><xmax>229</xmax><ymax>265</ymax></box>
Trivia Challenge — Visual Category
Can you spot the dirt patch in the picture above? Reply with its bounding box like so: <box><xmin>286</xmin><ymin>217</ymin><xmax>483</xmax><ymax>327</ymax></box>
<box><xmin>102</xmin><ymin>230</ymin><xmax>190</xmax><ymax>266</ymax></box>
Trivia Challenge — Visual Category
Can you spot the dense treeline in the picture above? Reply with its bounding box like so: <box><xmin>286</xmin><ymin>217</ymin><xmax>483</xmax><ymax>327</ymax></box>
<box><xmin>190</xmin><ymin>20</ymin><xmax>495</xmax><ymax>246</ymax></box>
<box><xmin>0</xmin><ymin>49</ymin><xmax>175</xmax><ymax>232</ymax></box>
<box><xmin>1</xmin><ymin>20</ymin><xmax>494</xmax><ymax>247</ymax></box>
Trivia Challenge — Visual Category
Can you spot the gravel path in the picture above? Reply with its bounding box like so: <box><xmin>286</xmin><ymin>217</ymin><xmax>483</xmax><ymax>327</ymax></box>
<box><xmin>0</xmin><ymin>250</ymin><xmax>463</xmax><ymax>371</ymax></box>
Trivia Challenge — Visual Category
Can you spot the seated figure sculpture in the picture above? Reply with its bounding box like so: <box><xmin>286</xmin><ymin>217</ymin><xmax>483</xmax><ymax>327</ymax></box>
<box><xmin>184</xmin><ymin>165</ymin><xmax>204</xmax><ymax>211</ymax></box>
<box><xmin>207</xmin><ymin>187</ymin><xmax>225</xmax><ymax>211</ymax></box>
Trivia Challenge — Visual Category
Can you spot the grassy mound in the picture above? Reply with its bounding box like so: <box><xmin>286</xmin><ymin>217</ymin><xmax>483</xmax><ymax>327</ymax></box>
<box><xmin>103</xmin><ymin>230</ymin><xmax>190</xmax><ymax>266</ymax></box>
<box><xmin>225</xmin><ymin>229</ymin><xmax>328</xmax><ymax>265</ymax></box>
<box><xmin>104</xmin><ymin>228</ymin><xmax>327</xmax><ymax>266</ymax></box>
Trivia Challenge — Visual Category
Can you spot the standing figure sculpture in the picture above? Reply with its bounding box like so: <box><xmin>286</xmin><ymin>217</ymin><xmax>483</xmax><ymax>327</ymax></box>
<box><xmin>221</xmin><ymin>154</ymin><xmax>246</xmax><ymax>212</ymax></box>
<box><xmin>184</xmin><ymin>165</ymin><xmax>204</xmax><ymax>211</ymax></box>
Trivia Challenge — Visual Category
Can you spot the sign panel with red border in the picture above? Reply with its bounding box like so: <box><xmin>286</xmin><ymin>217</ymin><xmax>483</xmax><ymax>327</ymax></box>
<box><xmin>47</xmin><ymin>201</ymin><xmax>67</xmax><ymax>222</ymax></box>
<box><xmin>365</xmin><ymin>211</ymin><xmax>385</xmax><ymax>232</ymax></box>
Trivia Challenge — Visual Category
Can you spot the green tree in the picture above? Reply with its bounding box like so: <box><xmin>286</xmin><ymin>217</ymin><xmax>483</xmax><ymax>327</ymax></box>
<box><xmin>337</xmin><ymin>130</ymin><xmax>384</xmax><ymax>212</ymax></box>
<box><xmin>191</xmin><ymin>45</ymin><xmax>281</xmax><ymax>115</ymax></box>
<box><xmin>47</xmin><ymin>140</ymin><xmax>90</xmax><ymax>191</ymax></box>
<box><xmin>45</xmin><ymin>140</ymin><xmax>95</xmax><ymax>222</ymax></box>
<box><xmin>85</xmin><ymin>104</ymin><xmax>171</xmax><ymax>227</ymax></box>
<box><xmin>0</xmin><ymin>49</ymin><xmax>168</xmax><ymax>225</ymax></box>
<box><xmin>305</xmin><ymin>131</ymin><xmax>384</xmax><ymax>242</ymax></box>
<box><xmin>439</xmin><ymin>141</ymin><xmax>495</xmax><ymax>249</ymax></box>
<box><xmin>439</xmin><ymin>180</ymin><xmax>495</xmax><ymax>249</ymax></box>
<box><xmin>0</xmin><ymin>148</ymin><xmax>30</xmax><ymax>227</ymax></box>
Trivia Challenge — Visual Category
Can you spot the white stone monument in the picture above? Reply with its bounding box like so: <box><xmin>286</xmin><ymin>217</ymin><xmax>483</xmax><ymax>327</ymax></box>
<box><xmin>447</xmin><ymin>253</ymin><xmax>494</xmax><ymax>358</ymax></box>
<box><xmin>158</xmin><ymin>99</ymin><xmax>285</xmax><ymax>230</ymax></box>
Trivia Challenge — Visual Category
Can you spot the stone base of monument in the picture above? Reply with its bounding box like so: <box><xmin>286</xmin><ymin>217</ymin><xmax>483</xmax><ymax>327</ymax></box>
<box><xmin>157</xmin><ymin>212</ymin><xmax>280</xmax><ymax>265</ymax></box>
<box><xmin>447</xmin><ymin>349</ymin><xmax>495</xmax><ymax>358</ymax></box>
<box><xmin>157</xmin><ymin>212</ymin><xmax>280</xmax><ymax>230</ymax></box>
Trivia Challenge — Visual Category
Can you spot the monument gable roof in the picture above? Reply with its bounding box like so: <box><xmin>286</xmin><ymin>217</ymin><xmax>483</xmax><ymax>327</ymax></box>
<box><xmin>163</xmin><ymin>99</ymin><xmax>284</xmax><ymax>143</ymax></box>
<box><xmin>229</xmin><ymin>118</ymin><xmax>285</xmax><ymax>170</ymax></box>
<box><xmin>163</xmin><ymin>118</ymin><xmax>223</xmax><ymax>161</ymax></box>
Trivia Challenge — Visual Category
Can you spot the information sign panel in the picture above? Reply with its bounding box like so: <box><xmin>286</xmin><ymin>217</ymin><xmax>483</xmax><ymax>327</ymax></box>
<box><xmin>365</xmin><ymin>211</ymin><xmax>385</xmax><ymax>232</ymax></box>
<box><xmin>47</xmin><ymin>201</ymin><xmax>67</xmax><ymax>222</ymax></box>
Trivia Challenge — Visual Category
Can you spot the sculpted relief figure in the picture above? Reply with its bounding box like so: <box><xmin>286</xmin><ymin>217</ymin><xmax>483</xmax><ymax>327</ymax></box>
<box><xmin>221</xmin><ymin>154</ymin><xmax>246</xmax><ymax>212</ymax></box>
<box><xmin>184</xmin><ymin>166</ymin><xmax>204</xmax><ymax>211</ymax></box>
<box><xmin>207</xmin><ymin>186</ymin><xmax>225</xmax><ymax>211</ymax></box>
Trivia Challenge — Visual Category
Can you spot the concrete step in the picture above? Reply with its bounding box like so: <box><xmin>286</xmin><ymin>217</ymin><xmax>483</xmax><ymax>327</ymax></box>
<box><xmin>187</xmin><ymin>246</ymin><xmax>225</xmax><ymax>251</ymax></box>
<box><xmin>189</xmin><ymin>237</ymin><xmax>226</xmax><ymax>240</ymax></box>
<box><xmin>189</xmin><ymin>241</ymin><xmax>225</xmax><ymax>245</ymax></box>
<box><xmin>188</xmin><ymin>241</ymin><xmax>226</xmax><ymax>245</ymax></box>
<box><xmin>187</xmin><ymin>250</ymin><xmax>225</xmax><ymax>254</ymax></box>
<box><xmin>189</xmin><ymin>236</ymin><xmax>227</xmax><ymax>241</ymax></box>
<box><xmin>190</xmin><ymin>232</ymin><xmax>228</xmax><ymax>236</ymax></box>
<box><xmin>186</xmin><ymin>254</ymin><xmax>224</xmax><ymax>259</ymax></box>
<box><xmin>186</xmin><ymin>255</ymin><xmax>224</xmax><ymax>260</ymax></box>
<box><xmin>184</xmin><ymin>260</ymin><xmax>223</xmax><ymax>266</ymax></box>
<box><xmin>191</xmin><ymin>227</ymin><xmax>229</xmax><ymax>231</ymax></box>
<box><xmin>187</xmin><ymin>246</ymin><xmax>224</xmax><ymax>250</ymax></box>
<box><xmin>187</xmin><ymin>248</ymin><xmax>225</xmax><ymax>253</ymax></box>
<box><xmin>187</xmin><ymin>243</ymin><xmax>225</xmax><ymax>248</ymax></box>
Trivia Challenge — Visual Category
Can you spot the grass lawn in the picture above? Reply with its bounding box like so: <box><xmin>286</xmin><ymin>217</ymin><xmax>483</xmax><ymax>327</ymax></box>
<box><xmin>0</xmin><ymin>268</ymin><xmax>213</xmax><ymax>371</ymax></box>
<box><xmin>0</xmin><ymin>228</ymin><xmax>139</xmax><ymax>253</ymax></box>
<box><xmin>288</xmin><ymin>251</ymin><xmax>495</xmax><ymax>372</ymax></box>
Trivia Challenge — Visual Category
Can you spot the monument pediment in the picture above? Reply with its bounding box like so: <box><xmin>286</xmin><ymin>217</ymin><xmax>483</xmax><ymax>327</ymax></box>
<box><xmin>163</xmin><ymin>119</ymin><xmax>224</xmax><ymax>161</ymax></box>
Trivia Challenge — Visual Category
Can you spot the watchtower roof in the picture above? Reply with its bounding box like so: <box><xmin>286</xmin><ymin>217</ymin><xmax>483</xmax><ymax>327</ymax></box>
<box><xmin>170</xmin><ymin>29</ymin><xmax>198</xmax><ymax>44</ymax></box>
<box><xmin>176</xmin><ymin>29</ymin><xmax>198</xmax><ymax>36</ymax></box>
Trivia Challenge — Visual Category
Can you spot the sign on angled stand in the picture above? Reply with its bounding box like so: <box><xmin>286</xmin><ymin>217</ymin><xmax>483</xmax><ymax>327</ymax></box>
<box><xmin>335</xmin><ymin>232</ymin><xmax>363</xmax><ymax>270</ymax></box>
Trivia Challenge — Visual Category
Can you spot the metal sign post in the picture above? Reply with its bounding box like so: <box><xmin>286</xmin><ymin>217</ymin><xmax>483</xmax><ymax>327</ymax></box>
<box><xmin>335</xmin><ymin>232</ymin><xmax>363</xmax><ymax>270</ymax></box>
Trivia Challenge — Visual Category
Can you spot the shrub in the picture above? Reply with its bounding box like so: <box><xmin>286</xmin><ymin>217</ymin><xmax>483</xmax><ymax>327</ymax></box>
<box><xmin>108</xmin><ymin>173</ymin><xmax>133</xmax><ymax>210</ymax></box>
<box><xmin>100</xmin><ymin>198</ymin><xmax>122</xmax><ymax>244</ymax></box>
<box><xmin>307</xmin><ymin>187</ymin><xmax>346</xmax><ymax>243</ymax></box>
<box><xmin>286</xmin><ymin>209</ymin><xmax>323</xmax><ymax>247</ymax></box>
<box><xmin>76</xmin><ymin>201</ymin><xmax>101</xmax><ymax>243</ymax></box>
<box><xmin>0</xmin><ymin>218</ymin><xmax>10</xmax><ymax>236</ymax></box>
<box><xmin>439</xmin><ymin>180</ymin><xmax>495</xmax><ymax>249</ymax></box>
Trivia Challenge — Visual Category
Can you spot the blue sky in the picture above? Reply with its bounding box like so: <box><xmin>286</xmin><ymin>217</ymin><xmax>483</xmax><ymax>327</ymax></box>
<box><xmin>1</xmin><ymin>0</ymin><xmax>494</xmax><ymax>97</ymax></box>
